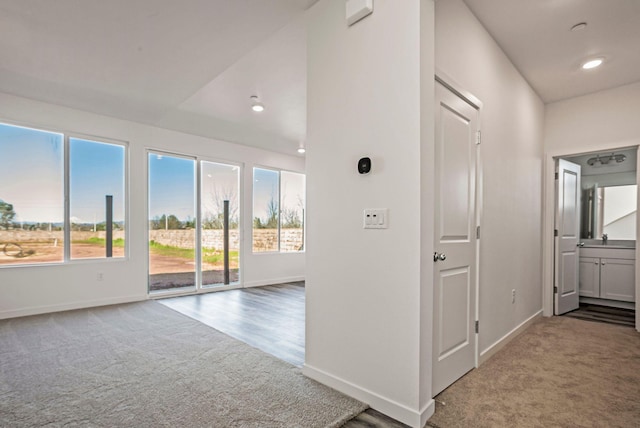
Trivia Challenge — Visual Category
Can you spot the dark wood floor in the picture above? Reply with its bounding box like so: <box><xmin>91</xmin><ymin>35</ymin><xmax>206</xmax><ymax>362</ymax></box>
<box><xmin>159</xmin><ymin>282</ymin><xmax>306</xmax><ymax>366</ymax></box>
<box><xmin>158</xmin><ymin>282</ymin><xmax>409</xmax><ymax>428</ymax></box>
<box><xmin>564</xmin><ymin>303</ymin><xmax>636</xmax><ymax>327</ymax></box>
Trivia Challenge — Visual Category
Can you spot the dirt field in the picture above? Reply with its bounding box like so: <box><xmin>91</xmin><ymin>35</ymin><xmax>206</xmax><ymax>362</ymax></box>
<box><xmin>149</xmin><ymin>253</ymin><xmax>239</xmax><ymax>291</ymax></box>
<box><xmin>149</xmin><ymin>269</ymin><xmax>240</xmax><ymax>291</ymax></box>
<box><xmin>0</xmin><ymin>242</ymin><xmax>126</xmax><ymax>265</ymax></box>
<box><xmin>1</xmin><ymin>241</ymin><xmax>238</xmax><ymax>292</ymax></box>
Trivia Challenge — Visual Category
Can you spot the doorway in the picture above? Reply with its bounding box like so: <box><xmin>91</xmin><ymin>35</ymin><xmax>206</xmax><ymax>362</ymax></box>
<box><xmin>544</xmin><ymin>146</ymin><xmax>639</xmax><ymax>331</ymax></box>
<box><xmin>147</xmin><ymin>150</ymin><xmax>241</xmax><ymax>294</ymax></box>
<box><xmin>432</xmin><ymin>77</ymin><xmax>481</xmax><ymax>395</ymax></box>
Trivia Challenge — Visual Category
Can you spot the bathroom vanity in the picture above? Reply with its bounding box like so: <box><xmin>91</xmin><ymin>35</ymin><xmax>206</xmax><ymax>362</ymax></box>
<box><xmin>579</xmin><ymin>241</ymin><xmax>636</xmax><ymax>306</ymax></box>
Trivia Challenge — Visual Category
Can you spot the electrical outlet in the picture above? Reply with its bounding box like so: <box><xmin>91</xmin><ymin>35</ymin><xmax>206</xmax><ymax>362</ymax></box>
<box><xmin>97</xmin><ymin>272</ymin><xmax>104</xmax><ymax>281</ymax></box>
<box><xmin>511</xmin><ymin>289</ymin><xmax>516</xmax><ymax>304</ymax></box>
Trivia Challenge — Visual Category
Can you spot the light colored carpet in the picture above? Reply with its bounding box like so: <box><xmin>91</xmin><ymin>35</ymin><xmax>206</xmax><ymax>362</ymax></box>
<box><xmin>0</xmin><ymin>301</ymin><xmax>367</xmax><ymax>427</ymax></box>
<box><xmin>427</xmin><ymin>316</ymin><xmax>640</xmax><ymax>428</ymax></box>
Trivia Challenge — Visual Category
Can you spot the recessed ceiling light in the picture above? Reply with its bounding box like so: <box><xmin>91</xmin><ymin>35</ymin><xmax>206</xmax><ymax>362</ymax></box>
<box><xmin>250</xmin><ymin>95</ymin><xmax>264</xmax><ymax>112</ymax></box>
<box><xmin>570</xmin><ymin>22</ymin><xmax>587</xmax><ymax>32</ymax></box>
<box><xmin>581</xmin><ymin>58</ymin><xmax>603</xmax><ymax>70</ymax></box>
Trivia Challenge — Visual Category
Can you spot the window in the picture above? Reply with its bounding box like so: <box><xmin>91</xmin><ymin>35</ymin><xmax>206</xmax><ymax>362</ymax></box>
<box><xmin>253</xmin><ymin>168</ymin><xmax>280</xmax><ymax>252</ymax></box>
<box><xmin>280</xmin><ymin>171</ymin><xmax>305</xmax><ymax>252</ymax></box>
<box><xmin>0</xmin><ymin>123</ymin><xmax>64</xmax><ymax>265</ymax></box>
<box><xmin>252</xmin><ymin>167</ymin><xmax>305</xmax><ymax>253</ymax></box>
<box><xmin>70</xmin><ymin>138</ymin><xmax>126</xmax><ymax>259</ymax></box>
<box><xmin>0</xmin><ymin>122</ymin><xmax>127</xmax><ymax>266</ymax></box>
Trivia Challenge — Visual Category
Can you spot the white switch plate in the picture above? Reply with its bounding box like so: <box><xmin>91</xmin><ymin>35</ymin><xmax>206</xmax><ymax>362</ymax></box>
<box><xmin>346</xmin><ymin>0</ymin><xmax>374</xmax><ymax>26</ymax></box>
<box><xmin>363</xmin><ymin>208</ymin><xmax>388</xmax><ymax>229</ymax></box>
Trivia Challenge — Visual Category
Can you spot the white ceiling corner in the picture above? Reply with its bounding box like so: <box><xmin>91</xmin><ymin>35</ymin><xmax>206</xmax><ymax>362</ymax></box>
<box><xmin>463</xmin><ymin>0</ymin><xmax>640</xmax><ymax>103</ymax></box>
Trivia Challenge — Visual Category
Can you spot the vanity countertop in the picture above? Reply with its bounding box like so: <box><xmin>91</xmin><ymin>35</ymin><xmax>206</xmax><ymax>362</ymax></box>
<box><xmin>581</xmin><ymin>239</ymin><xmax>635</xmax><ymax>250</ymax></box>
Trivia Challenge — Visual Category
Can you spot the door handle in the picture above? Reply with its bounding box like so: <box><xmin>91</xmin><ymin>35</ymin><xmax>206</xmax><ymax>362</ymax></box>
<box><xmin>434</xmin><ymin>252</ymin><xmax>447</xmax><ymax>262</ymax></box>
<box><xmin>578</xmin><ymin>242</ymin><xmax>585</xmax><ymax>247</ymax></box>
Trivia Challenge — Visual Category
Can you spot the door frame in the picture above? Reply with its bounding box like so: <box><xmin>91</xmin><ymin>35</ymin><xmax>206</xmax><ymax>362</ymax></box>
<box><xmin>542</xmin><ymin>144</ymin><xmax>640</xmax><ymax>332</ymax></box>
<box><xmin>145</xmin><ymin>148</ymin><xmax>245</xmax><ymax>298</ymax></box>
<box><xmin>434</xmin><ymin>71</ymin><xmax>483</xmax><ymax>371</ymax></box>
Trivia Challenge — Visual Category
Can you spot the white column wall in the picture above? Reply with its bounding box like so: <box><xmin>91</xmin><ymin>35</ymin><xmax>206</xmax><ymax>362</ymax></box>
<box><xmin>304</xmin><ymin>1</ymin><xmax>435</xmax><ymax>426</ymax></box>
<box><xmin>0</xmin><ymin>92</ymin><xmax>305</xmax><ymax>319</ymax></box>
<box><xmin>435</xmin><ymin>0</ymin><xmax>545</xmax><ymax>355</ymax></box>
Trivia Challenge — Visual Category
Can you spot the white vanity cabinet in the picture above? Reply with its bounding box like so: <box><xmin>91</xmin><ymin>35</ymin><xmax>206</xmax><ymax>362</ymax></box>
<box><xmin>579</xmin><ymin>248</ymin><xmax>636</xmax><ymax>302</ymax></box>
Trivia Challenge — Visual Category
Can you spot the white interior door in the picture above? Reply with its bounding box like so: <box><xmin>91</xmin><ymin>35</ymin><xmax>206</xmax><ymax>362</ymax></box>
<box><xmin>433</xmin><ymin>81</ymin><xmax>478</xmax><ymax>396</ymax></box>
<box><xmin>555</xmin><ymin>159</ymin><xmax>581</xmax><ymax>315</ymax></box>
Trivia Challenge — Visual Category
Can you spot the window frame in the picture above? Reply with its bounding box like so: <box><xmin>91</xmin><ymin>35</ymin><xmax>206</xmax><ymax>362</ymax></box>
<box><xmin>252</xmin><ymin>166</ymin><xmax>306</xmax><ymax>254</ymax></box>
<box><xmin>66</xmin><ymin>133</ymin><xmax>129</xmax><ymax>262</ymax></box>
<box><xmin>0</xmin><ymin>120</ymin><xmax>129</xmax><ymax>268</ymax></box>
<box><xmin>146</xmin><ymin>149</ymin><xmax>244</xmax><ymax>294</ymax></box>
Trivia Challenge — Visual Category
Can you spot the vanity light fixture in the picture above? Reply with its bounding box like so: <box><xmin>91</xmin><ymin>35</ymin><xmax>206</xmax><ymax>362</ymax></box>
<box><xmin>250</xmin><ymin>95</ymin><xmax>265</xmax><ymax>112</ymax></box>
<box><xmin>587</xmin><ymin>152</ymin><xmax>626</xmax><ymax>166</ymax></box>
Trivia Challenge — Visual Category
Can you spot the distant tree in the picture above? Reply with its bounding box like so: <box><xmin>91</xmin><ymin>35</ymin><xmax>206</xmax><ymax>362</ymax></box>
<box><xmin>281</xmin><ymin>208</ymin><xmax>301</xmax><ymax>228</ymax></box>
<box><xmin>203</xmin><ymin>186</ymin><xmax>239</xmax><ymax>229</ymax></box>
<box><xmin>184</xmin><ymin>217</ymin><xmax>196</xmax><ymax>229</ymax></box>
<box><xmin>149</xmin><ymin>214</ymin><xmax>183</xmax><ymax>230</ymax></box>
<box><xmin>265</xmin><ymin>193</ymin><xmax>279</xmax><ymax>229</ymax></box>
<box><xmin>252</xmin><ymin>192</ymin><xmax>279</xmax><ymax>229</ymax></box>
<box><xmin>0</xmin><ymin>200</ymin><xmax>16</xmax><ymax>230</ymax></box>
<box><xmin>166</xmin><ymin>215</ymin><xmax>182</xmax><ymax>229</ymax></box>
<box><xmin>149</xmin><ymin>215</ymin><xmax>164</xmax><ymax>230</ymax></box>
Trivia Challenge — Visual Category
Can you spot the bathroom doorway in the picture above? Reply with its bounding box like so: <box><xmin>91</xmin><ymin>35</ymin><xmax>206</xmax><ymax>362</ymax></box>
<box><xmin>543</xmin><ymin>146</ymin><xmax>639</xmax><ymax>331</ymax></box>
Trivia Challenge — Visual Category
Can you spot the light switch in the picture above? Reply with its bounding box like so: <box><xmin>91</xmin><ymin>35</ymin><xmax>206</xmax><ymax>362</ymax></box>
<box><xmin>363</xmin><ymin>208</ymin><xmax>388</xmax><ymax>229</ymax></box>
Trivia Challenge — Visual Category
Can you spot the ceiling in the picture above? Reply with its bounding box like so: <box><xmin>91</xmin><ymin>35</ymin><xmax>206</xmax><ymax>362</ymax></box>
<box><xmin>0</xmin><ymin>0</ymin><xmax>316</xmax><ymax>154</ymax></box>
<box><xmin>0</xmin><ymin>0</ymin><xmax>639</xmax><ymax>155</ymax></box>
<box><xmin>463</xmin><ymin>0</ymin><xmax>640</xmax><ymax>103</ymax></box>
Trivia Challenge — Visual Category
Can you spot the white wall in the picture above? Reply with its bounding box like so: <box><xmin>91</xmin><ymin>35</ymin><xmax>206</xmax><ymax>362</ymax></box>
<box><xmin>0</xmin><ymin>92</ymin><xmax>305</xmax><ymax>319</ymax></box>
<box><xmin>543</xmin><ymin>81</ymin><xmax>640</xmax><ymax>329</ymax></box>
<box><xmin>435</xmin><ymin>0</ymin><xmax>545</xmax><ymax>355</ymax></box>
<box><xmin>304</xmin><ymin>1</ymin><xmax>435</xmax><ymax>426</ymax></box>
<box><xmin>545</xmin><ymin>82</ymin><xmax>640</xmax><ymax>154</ymax></box>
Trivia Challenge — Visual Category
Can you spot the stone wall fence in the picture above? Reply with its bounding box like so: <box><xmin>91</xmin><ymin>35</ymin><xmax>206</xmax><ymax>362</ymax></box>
<box><xmin>0</xmin><ymin>230</ymin><xmax>125</xmax><ymax>244</ymax></box>
<box><xmin>1</xmin><ymin>229</ymin><xmax>304</xmax><ymax>252</ymax></box>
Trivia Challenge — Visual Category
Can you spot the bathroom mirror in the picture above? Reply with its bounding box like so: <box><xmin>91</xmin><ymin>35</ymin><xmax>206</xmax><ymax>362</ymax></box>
<box><xmin>582</xmin><ymin>184</ymin><xmax>637</xmax><ymax>240</ymax></box>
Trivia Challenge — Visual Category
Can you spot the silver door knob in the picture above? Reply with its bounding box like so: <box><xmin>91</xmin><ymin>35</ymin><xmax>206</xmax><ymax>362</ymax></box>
<box><xmin>434</xmin><ymin>252</ymin><xmax>446</xmax><ymax>262</ymax></box>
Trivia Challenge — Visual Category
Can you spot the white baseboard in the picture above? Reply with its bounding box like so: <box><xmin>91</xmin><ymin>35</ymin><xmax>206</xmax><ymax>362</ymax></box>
<box><xmin>302</xmin><ymin>364</ymin><xmax>434</xmax><ymax>428</ymax></box>
<box><xmin>0</xmin><ymin>295</ymin><xmax>148</xmax><ymax>320</ymax></box>
<box><xmin>243</xmin><ymin>276</ymin><xmax>305</xmax><ymax>288</ymax></box>
<box><xmin>479</xmin><ymin>309</ymin><xmax>542</xmax><ymax>365</ymax></box>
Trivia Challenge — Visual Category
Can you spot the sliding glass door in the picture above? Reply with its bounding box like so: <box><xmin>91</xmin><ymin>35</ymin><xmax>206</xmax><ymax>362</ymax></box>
<box><xmin>148</xmin><ymin>152</ymin><xmax>241</xmax><ymax>293</ymax></box>
<box><xmin>148</xmin><ymin>152</ymin><xmax>196</xmax><ymax>292</ymax></box>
